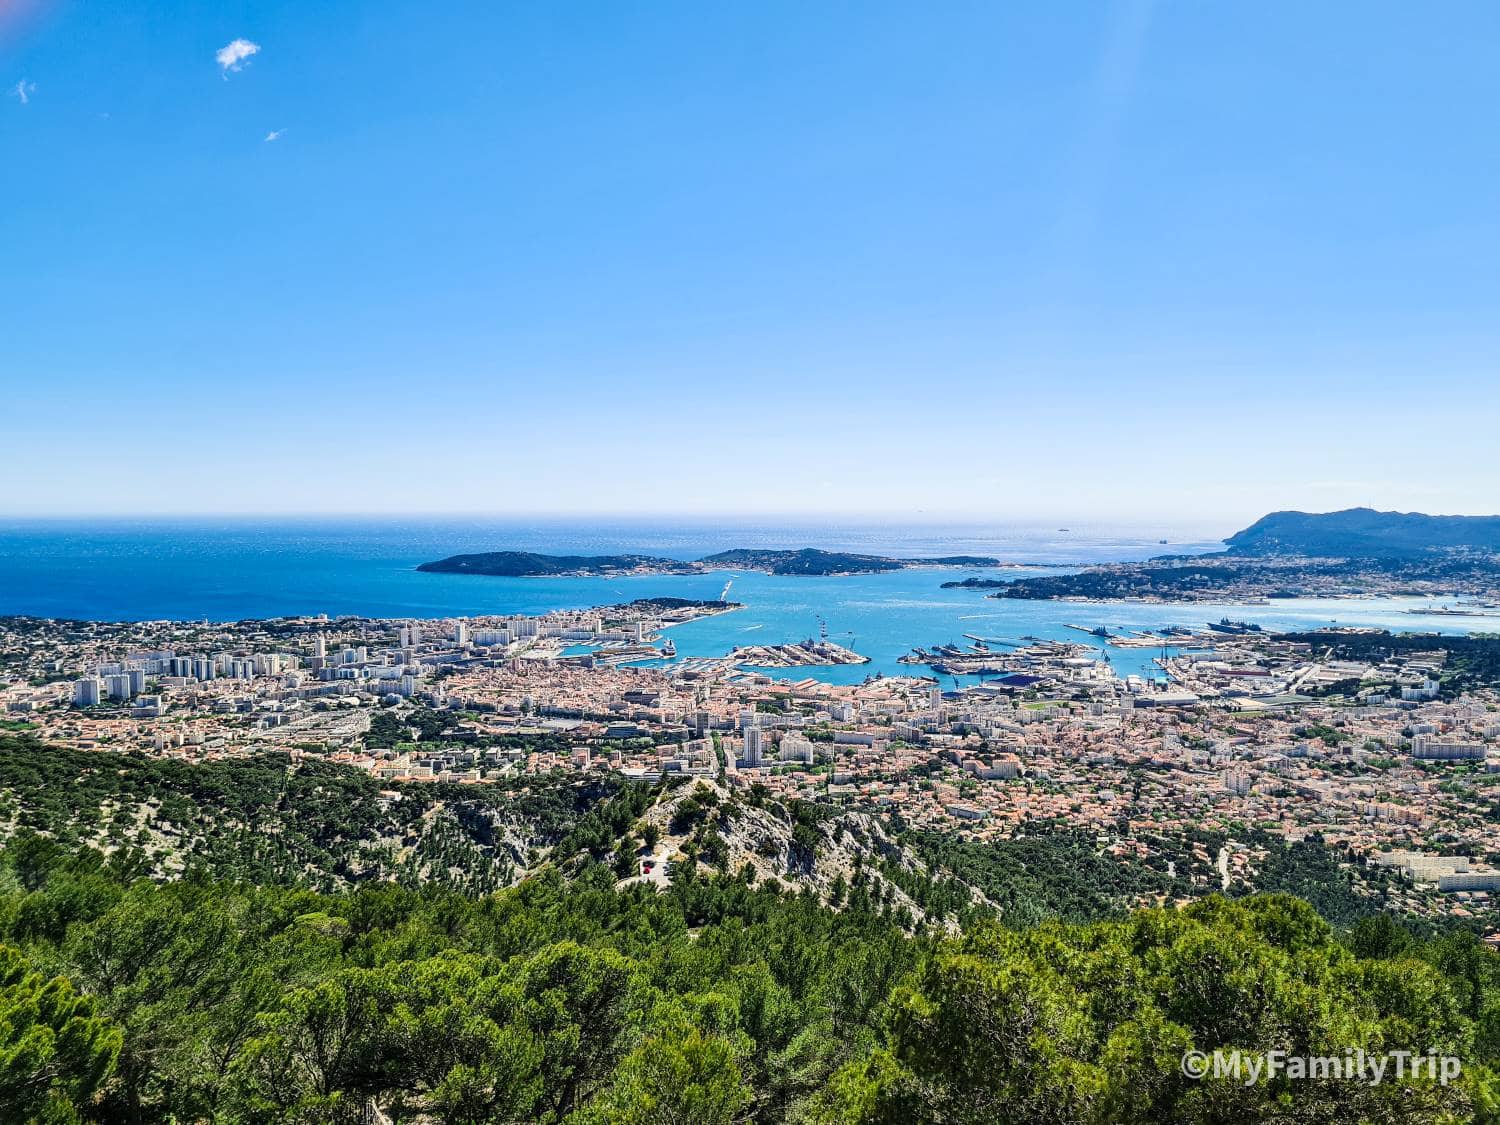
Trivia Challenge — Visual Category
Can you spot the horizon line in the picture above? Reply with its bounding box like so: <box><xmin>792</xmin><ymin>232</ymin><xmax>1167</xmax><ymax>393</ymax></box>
<box><xmin>0</xmin><ymin>509</ymin><xmax>1239</xmax><ymax>525</ymax></box>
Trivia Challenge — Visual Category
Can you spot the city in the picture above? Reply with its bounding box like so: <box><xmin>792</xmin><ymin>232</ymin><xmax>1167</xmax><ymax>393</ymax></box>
<box><xmin>7</xmin><ymin>1</ymin><xmax>1500</xmax><ymax>1119</ymax></box>
<box><xmin>7</xmin><ymin>599</ymin><xmax>1499</xmax><ymax>927</ymax></box>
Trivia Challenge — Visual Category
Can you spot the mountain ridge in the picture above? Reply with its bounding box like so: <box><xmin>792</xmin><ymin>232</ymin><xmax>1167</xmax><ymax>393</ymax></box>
<box><xmin>1225</xmin><ymin>507</ymin><xmax>1500</xmax><ymax>558</ymax></box>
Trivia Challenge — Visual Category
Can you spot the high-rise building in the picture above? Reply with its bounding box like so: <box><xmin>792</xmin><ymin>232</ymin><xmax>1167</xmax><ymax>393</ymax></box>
<box><xmin>72</xmin><ymin>678</ymin><xmax>101</xmax><ymax>707</ymax></box>
<box><xmin>743</xmin><ymin>726</ymin><xmax>764</xmax><ymax>766</ymax></box>
<box><xmin>779</xmin><ymin>735</ymin><xmax>815</xmax><ymax>764</ymax></box>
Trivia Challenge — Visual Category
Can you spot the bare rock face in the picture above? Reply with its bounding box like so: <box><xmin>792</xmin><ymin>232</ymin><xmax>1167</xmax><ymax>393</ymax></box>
<box><xmin>615</xmin><ymin>778</ymin><xmax>982</xmax><ymax>929</ymax></box>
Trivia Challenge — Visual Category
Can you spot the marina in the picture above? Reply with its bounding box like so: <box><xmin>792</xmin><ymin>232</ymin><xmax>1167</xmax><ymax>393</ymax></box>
<box><xmin>0</xmin><ymin>521</ymin><xmax>1488</xmax><ymax>690</ymax></box>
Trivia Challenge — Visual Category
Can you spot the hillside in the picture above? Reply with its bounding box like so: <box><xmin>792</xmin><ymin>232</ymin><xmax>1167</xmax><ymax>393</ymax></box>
<box><xmin>3</xmin><ymin>828</ymin><xmax>1497</xmax><ymax>1123</ymax></box>
<box><xmin>4</xmin><ymin>738</ymin><xmax>1496</xmax><ymax>1121</ymax></box>
<box><xmin>993</xmin><ymin>508</ymin><xmax>1500</xmax><ymax>602</ymax></box>
<box><xmin>1225</xmin><ymin>507</ymin><xmax>1500</xmax><ymax>558</ymax></box>
<box><xmin>415</xmin><ymin>550</ymin><xmax>700</xmax><ymax>576</ymax></box>
<box><xmin>419</xmin><ymin>547</ymin><xmax>1001</xmax><ymax>578</ymax></box>
<box><xmin>0</xmin><ymin>737</ymin><xmax>1418</xmax><ymax>924</ymax></box>
<box><xmin>0</xmin><ymin>735</ymin><xmax>586</xmax><ymax>892</ymax></box>
<box><xmin>699</xmin><ymin>548</ymin><xmax>999</xmax><ymax>575</ymax></box>
<box><xmin>0</xmin><ymin>738</ymin><xmax>966</xmax><ymax>917</ymax></box>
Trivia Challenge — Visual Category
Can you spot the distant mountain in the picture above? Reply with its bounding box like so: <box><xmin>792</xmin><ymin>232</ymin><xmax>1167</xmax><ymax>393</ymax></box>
<box><xmin>416</xmin><ymin>551</ymin><xmax>700</xmax><ymax>577</ymax></box>
<box><xmin>1224</xmin><ymin>508</ymin><xmax>1500</xmax><ymax>558</ymax></box>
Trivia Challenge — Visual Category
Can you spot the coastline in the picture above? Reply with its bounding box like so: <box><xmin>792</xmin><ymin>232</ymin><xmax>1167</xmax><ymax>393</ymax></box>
<box><xmin>428</xmin><ymin>559</ymin><xmax>1061</xmax><ymax>579</ymax></box>
<box><xmin>415</xmin><ymin>548</ymin><xmax>1012</xmax><ymax>580</ymax></box>
<box><xmin>988</xmin><ymin>591</ymin><xmax>1500</xmax><ymax>609</ymax></box>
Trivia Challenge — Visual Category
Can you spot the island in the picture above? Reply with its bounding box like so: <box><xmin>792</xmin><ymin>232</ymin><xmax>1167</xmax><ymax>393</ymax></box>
<box><xmin>419</xmin><ymin>547</ymin><xmax>1000</xmax><ymax>578</ymax></box>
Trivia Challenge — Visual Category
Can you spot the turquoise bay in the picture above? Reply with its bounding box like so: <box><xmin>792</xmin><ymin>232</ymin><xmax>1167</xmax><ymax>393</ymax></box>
<box><xmin>0</xmin><ymin>518</ymin><xmax>1481</xmax><ymax>684</ymax></box>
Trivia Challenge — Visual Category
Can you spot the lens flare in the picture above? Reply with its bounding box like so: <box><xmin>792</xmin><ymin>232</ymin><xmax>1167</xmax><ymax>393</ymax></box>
<box><xmin>0</xmin><ymin>0</ymin><xmax>47</xmax><ymax>47</ymax></box>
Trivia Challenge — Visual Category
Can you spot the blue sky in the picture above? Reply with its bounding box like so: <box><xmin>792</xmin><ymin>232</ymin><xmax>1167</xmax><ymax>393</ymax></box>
<box><xmin>2</xmin><ymin>1</ymin><xmax>1498</xmax><ymax>522</ymax></box>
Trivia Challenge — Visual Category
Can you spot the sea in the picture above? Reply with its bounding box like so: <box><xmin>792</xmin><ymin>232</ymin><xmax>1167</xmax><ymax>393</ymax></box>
<box><xmin>0</xmin><ymin>517</ymin><xmax>1486</xmax><ymax>685</ymax></box>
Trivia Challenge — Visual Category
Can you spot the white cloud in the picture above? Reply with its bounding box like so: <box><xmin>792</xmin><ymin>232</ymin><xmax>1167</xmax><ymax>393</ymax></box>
<box><xmin>264</xmin><ymin>128</ymin><xmax>285</xmax><ymax>142</ymax></box>
<box><xmin>215</xmin><ymin>38</ymin><xmax>260</xmax><ymax>76</ymax></box>
<box><xmin>11</xmin><ymin>79</ymin><xmax>35</xmax><ymax>105</ymax></box>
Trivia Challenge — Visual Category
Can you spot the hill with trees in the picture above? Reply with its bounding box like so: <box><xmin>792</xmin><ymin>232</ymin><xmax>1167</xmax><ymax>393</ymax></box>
<box><xmin>699</xmin><ymin>549</ymin><xmax>999</xmax><ymax>575</ymax></box>
<box><xmin>415</xmin><ymin>551</ymin><xmax>699</xmax><ymax>577</ymax></box>
<box><xmin>418</xmin><ymin>548</ymin><xmax>1000</xmax><ymax>578</ymax></box>
<box><xmin>990</xmin><ymin>508</ymin><xmax>1500</xmax><ymax>602</ymax></box>
<box><xmin>4</xmin><ymin>838</ymin><xmax>1500</xmax><ymax>1123</ymax></box>
<box><xmin>6</xmin><ymin>737</ymin><xmax>1500</xmax><ymax>1121</ymax></box>
<box><xmin>1224</xmin><ymin>508</ymin><xmax>1500</xmax><ymax>558</ymax></box>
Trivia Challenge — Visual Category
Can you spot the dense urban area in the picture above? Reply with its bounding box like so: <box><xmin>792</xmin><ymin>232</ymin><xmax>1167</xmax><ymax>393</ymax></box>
<box><xmin>5</xmin><ymin>598</ymin><xmax>1500</xmax><ymax>926</ymax></box>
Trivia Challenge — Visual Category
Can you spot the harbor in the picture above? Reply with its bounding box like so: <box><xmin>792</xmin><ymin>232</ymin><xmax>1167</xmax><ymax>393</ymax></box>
<box><xmin>731</xmin><ymin>638</ymin><xmax>870</xmax><ymax>668</ymax></box>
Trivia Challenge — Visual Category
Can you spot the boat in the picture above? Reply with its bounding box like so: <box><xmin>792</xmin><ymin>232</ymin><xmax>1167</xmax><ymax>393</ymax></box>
<box><xmin>962</xmin><ymin>633</ymin><xmax>1020</xmax><ymax>647</ymax></box>
<box><xmin>1409</xmin><ymin>606</ymin><xmax>1500</xmax><ymax>618</ymax></box>
<box><xmin>1207</xmin><ymin>618</ymin><xmax>1262</xmax><ymax>635</ymax></box>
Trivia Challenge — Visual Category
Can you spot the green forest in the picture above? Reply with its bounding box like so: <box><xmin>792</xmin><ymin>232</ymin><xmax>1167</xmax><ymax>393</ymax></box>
<box><xmin>6</xmin><ymin>841</ymin><xmax>1500</xmax><ymax>1123</ymax></box>
<box><xmin>5</xmin><ymin>733</ymin><xmax>1500</xmax><ymax>1122</ymax></box>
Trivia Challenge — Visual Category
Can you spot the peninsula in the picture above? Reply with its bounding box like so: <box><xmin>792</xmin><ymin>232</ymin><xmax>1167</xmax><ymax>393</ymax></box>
<box><xmin>416</xmin><ymin>551</ymin><xmax>700</xmax><ymax>577</ymax></box>
<box><xmin>1226</xmin><ymin>508</ymin><xmax>1500</xmax><ymax>557</ymax></box>
<box><xmin>986</xmin><ymin>508</ymin><xmax>1500</xmax><ymax>603</ymax></box>
<box><xmin>698</xmin><ymin>548</ymin><xmax>999</xmax><ymax>575</ymax></box>
<box><xmin>419</xmin><ymin>546</ymin><xmax>1000</xmax><ymax>578</ymax></box>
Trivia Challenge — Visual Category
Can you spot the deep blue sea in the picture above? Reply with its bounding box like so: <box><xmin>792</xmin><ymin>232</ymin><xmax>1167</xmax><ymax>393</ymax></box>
<box><xmin>0</xmin><ymin>517</ymin><xmax>1483</xmax><ymax>684</ymax></box>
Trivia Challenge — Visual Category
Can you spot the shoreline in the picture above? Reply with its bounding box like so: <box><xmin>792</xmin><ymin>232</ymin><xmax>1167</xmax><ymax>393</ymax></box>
<box><xmin>414</xmin><ymin>549</ymin><xmax>1021</xmax><ymax>580</ymax></box>
<box><xmin>425</xmin><ymin>560</ymin><xmax>1064</xmax><ymax>579</ymax></box>
<box><xmin>990</xmin><ymin>591</ymin><xmax>1500</xmax><ymax>609</ymax></box>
